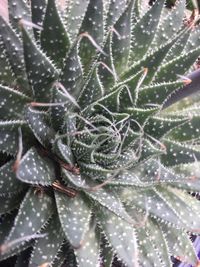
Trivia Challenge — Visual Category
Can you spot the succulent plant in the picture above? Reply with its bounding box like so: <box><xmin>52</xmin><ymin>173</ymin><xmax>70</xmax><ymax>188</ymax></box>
<box><xmin>1</xmin><ymin>0</ymin><xmax>200</xmax><ymax>266</ymax></box>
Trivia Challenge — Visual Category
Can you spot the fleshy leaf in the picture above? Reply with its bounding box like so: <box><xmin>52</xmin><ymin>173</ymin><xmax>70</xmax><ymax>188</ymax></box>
<box><xmin>17</xmin><ymin>147</ymin><xmax>55</xmax><ymax>186</ymax></box>
<box><xmin>157</xmin><ymin>186</ymin><xmax>200</xmax><ymax>232</ymax></box>
<box><xmin>0</xmin><ymin>85</ymin><xmax>29</xmax><ymax>120</ymax></box>
<box><xmin>66</xmin><ymin>0</ymin><xmax>89</xmax><ymax>41</ymax></box>
<box><xmin>106</xmin><ymin>0</ymin><xmax>127</xmax><ymax>26</ymax></box>
<box><xmin>29</xmin><ymin>215</ymin><xmax>65</xmax><ymax>267</ymax></box>
<box><xmin>25</xmin><ymin>107</ymin><xmax>55</xmax><ymax>148</ymax></box>
<box><xmin>53</xmin><ymin>137</ymin><xmax>75</xmax><ymax>165</ymax></box>
<box><xmin>78</xmin><ymin>66</ymin><xmax>104</xmax><ymax>108</ymax></box>
<box><xmin>161</xmin><ymin>139</ymin><xmax>200</xmax><ymax>166</ymax></box>
<box><xmin>41</xmin><ymin>0</ymin><xmax>70</xmax><ymax>68</ymax></box>
<box><xmin>130</xmin><ymin>0</ymin><xmax>165</xmax><ymax>62</ymax></box>
<box><xmin>161</xmin><ymin>223</ymin><xmax>198</xmax><ymax>266</ymax></box>
<box><xmin>60</xmin><ymin>41</ymin><xmax>83</xmax><ymax>100</ymax></box>
<box><xmin>153</xmin><ymin>0</ymin><xmax>186</xmax><ymax>46</ymax></box>
<box><xmin>0</xmin><ymin>160</ymin><xmax>25</xmax><ymax>196</ymax></box>
<box><xmin>144</xmin><ymin>116</ymin><xmax>188</xmax><ymax>139</ymax></box>
<box><xmin>55</xmin><ymin>191</ymin><xmax>92</xmax><ymax>248</ymax></box>
<box><xmin>137</xmin><ymin>81</ymin><xmax>184</xmax><ymax>107</ymax></box>
<box><xmin>50</xmin><ymin>88</ymin><xmax>69</xmax><ymax>131</ymax></box>
<box><xmin>0</xmin><ymin>50</ymin><xmax>15</xmax><ymax>85</ymax></box>
<box><xmin>79</xmin><ymin>0</ymin><xmax>104</xmax><ymax>73</ymax></box>
<box><xmin>86</xmin><ymin>187</ymin><xmax>134</xmax><ymax>224</ymax></box>
<box><xmin>169</xmin><ymin>115</ymin><xmax>200</xmax><ymax>141</ymax></box>
<box><xmin>75</xmin><ymin>225</ymin><xmax>100</xmax><ymax>267</ymax></box>
<box><xmin>0</xmin><ymin>191</ymin><xmax>25</xmax><ymax>216</ymax></box>
<box><xmin>0</xmin><ymin>120</ymin><xmax>26</xmax><ymax>155</ymax></box>
<box><xmin>4</xmin><ymin>188</ymin><xmax>54</xmax><ymax>252</ymax></box>
<box><xmin>0</xmin><ymin>16</ymin><xmax>31</xmax><ymax>96</ymax></box>
<box><xmin>155</xmin><ymin>47</ymin><xmax>200</xmax><ymax>83</ymax></box>
<box><xmin>97</xmin><ymin>207</ymin><xmax>138</xmax><ymax>267</ymax></box>
<box><xmin>111</xmin><ymin>0</ymin><xmax>133</xmax><ymax>75</ymax></box>
<box><xmin>22</xmin><ymin>27</ymin><xmax>58</xmax><ymax>102</ymax></box>
<box><xmin>31</xmin><ymin>0</ymin><xmax>47</xmax><ymax>40</ymax></box>
<box><xmin>8</xmin><ymin>0</ymin><xmax>32</xmax><ymax>34</ymax></box>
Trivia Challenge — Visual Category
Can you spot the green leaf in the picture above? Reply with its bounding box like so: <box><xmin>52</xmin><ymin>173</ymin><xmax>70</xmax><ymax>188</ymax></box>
<box><xmin>0</xmin><ymin>160</ymin><xmax>25</xmax><ymax>196</ymax></box>
<box><xmin>4</xmin><ymin>188</ymin><xmax>54</xmax><ymax>253</ymax></box>
<box><xmin>79</xmin><ymin>162</ymin><xmax>112</xmax><ymax>179</ymax></box>
<box><xmin>126</xmin><ymin>107</ymin><xmax>160</xmax><ymax>127</ymax></box>
<box><xmin>60</xmin><ymin>41</ymin><xmax>83</xmax><ymax>100</ymax></box>
<box><xmin>137</xmin><ymin>81</ymin><xmax>184</xmax><ymax>107</ymax></box>
<box><xmin>161</xmin><ymin>139</ymin><xmax>200</xmax><ymax>166</ymax></box>
<box><xmin>8</xmin><ymin>0</ymin><xmax>32</xmax><ymax>34</ymax></box>
<box><xmin>0</xmin><ymin>17</ymin><xmax>31</xmax><ymax>96</ymax></box>
<box><xmin>136</xmin><ymin>224</ymin><xmax>166</xmax><ymax>267</ymax></box>
<box><xmin>0</xmin><ymin>86</ymin><xmax>29</xmax><ymax>120</ymax></box>
<box><xmin>31</xmin><ymin>0</ymin><xmax>47</xmax><ymax>40</ymax></box>
<box><xmin>0</xmin><ymin>191</ymin><xmax>25</xmax><ymax>216</ymax></box>
<box><xmin>128</xmin><ymin>188</ymin><xmax>184</xmax><ymax>227</ymax></box>
<box><xmin>41</xmin><ymin>0</ymin><xmax>70</xmax><ymax>68</ymax></box>
<box><xmin>130</xmin><ymin>0</ymin><xmax>165</xmax><ymax>62</ymax></box>
<box><xmin>86</xmin><ymin>188</ymin><xmax>134</xmax><ymax>224</ymax></box>
<box><xmin>29</xmin><ymin>215</ymin><xmax>65</xmax><ymax>267</ymax></box>
<box><xmin>78</xmin><ymin>66</ymin><xmax>104</xmax><ymax>108</ymax></box>
<box><xmin>106</xmin><ymin>0</ymin><xmax>127</xmax><ymax>26</ymax></box>
<box><xmin>142</xmin><ymin>218</ymin><xmax>171</xmax><ymax>266</ymax></box>
<box><xmin>98</xmin><ymin>32</ymin><xmax>115</xmax><ymax>90</ymax></box>
<box><xmin>51</xmin><ymin>243</ymin><xmax>75</xmax><ymax>267</ymax></box>
<box><xmin>164</xmin><ymin>29</ymin><xmax>191</xmax><ymax>63</ymax></box>
<box><xmin>0</xmin><ymin>120</ymin><xmax>25</xmax><ymax>155</ymax></box>
<box><xmin>153</xmin><ymin>0</ymin><xmax>186</xmax><ymax>46</ymax></box>
<box><xmin>169</xmin><ymin>115</ymin><xmax>200</xmax><ymax>141</ymax></box>
<box><xmin>184</xmin><ymin>24</ymin><xmax>200</xmax><ymax>53</ymax></box>
<box><xmin>66</xmin><ymin>0</ymin><xmax>90</xmax><ymax>42</ymax></box>
<box><xmin>157</xmin><ymin>186</ymin><xmax>200</xmax><ymax>231</ymax></box>
<box><xmin>144</xmin><ymin>116</ymin><xmax>188</xmax><ymax>139</ymax></box>
<box><xmin>53</xmin><ymin>137</ymin><xmax>75</xmax><ymax>166</ymax></box>
<box><xmin>79</xmin><ymin>0</ymin><xmax>104</xmax><ymax>73</ymax></box>
<box><xmin>17</xmin><ymin>147</ymin><xmax>55</xmax><ymax>186</ymax></box>
<box><xmin>139</xmin><ymin>138</ymin><xmax>163</xmax><ymax>163</ymax></box>
<box><xmin>124</xmin><ymin>33</ymin><xmax>185</xmax><ymax>86</ymax></box>
<box><xmin>160</xmin><ymin>223</ymin><xmax>198</xmax><ymax>266</ymax></box>
<box><xmin>75</xmin><ymin>225</ymin><xmax>100</xmax><ymax>267</ymax></box>
<box><xmin>97</xmin><ymin>207</ymin><xmax>138</xmax><ymax>267</ymax></box>
<box><xmin>25</xmin><ymin>107</ymin><xmax>55</xmax><ymax>148</ymax></box>
<box><xmin>22</xmin><ymin>27</ymin><xmax>58</xmax><ymax>102</ymax></box>
<box><xmin>0</xmin><ymin>50</ymin><xmax>15</xmax><ymax>85</ymax></box>
<box><xmin>50</xmin><ymin>88</ymin><xmax>69</xmax><ymax>131</ymax></box>
<box><xmin>111</xmin><ymin>0</ymin><xmax>134</xmax><ymax>75</ymax></box>
<box><xmin>55</xmin><ymin>191</ymin><xmax>92</xmax><ymax>248</ymax></box>
<box><xmin>155</xmin><ymin>47</ymin><xmax>200</xmax><ymax>83</ymax></box>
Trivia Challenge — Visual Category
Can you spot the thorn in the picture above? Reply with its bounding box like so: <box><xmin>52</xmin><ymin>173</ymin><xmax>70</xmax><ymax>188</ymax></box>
<box><xmin>195</xmin><ymin>260</ymin><xmax>200</xmax><ymax>267</ymax></box>
<box><xmin>54</xmin><ymin>82</ymin><xmax>80</xmax><ymax>109</ymax></box>
<box><xmin>110</xmin><ymin>26</ymin><xmax>121</xmax><ymax>39</ymax></box>
<box><xmin>79</xmin><ymin>32</ymin><xmax>108</xmax><ymax>56</ymax></box>
<box><xmin>19</xmin><ymin>19</ymin><xmax>43</xmax><ymax>30</ymax></box>
<box><xmin>98</xmin><ymin>61</ymin><xmax>118</xmax><ymax>81</ymax></box>
<box><xmin>30</xmin><ymin>101</ymin><xmax>66</xmax><ymax>107</ymax></box>
<box><xmin>177</xmin><ymin>74</ymin><xmax>192</xmax><ymax>85</ymax></box>
<box><xmin>13</xmin><ymin>127</ymin><xmax>23</xmax><ymax>173</ymax></box>
<box><xmin>0</xmin><ymin>234</ymin><xmax>47</xmax><ymax>254</ymax></box>
<box><xmin>39</xmin><ymin>263</ymin><xmax>51</xmax><ymax>267</ymax></box>
<box><xmin>135</xmin><ymin>67</ymin><xmax>149</xmax><ymax>91</ymax></box>
<box><xmin>187</xmin><ymin>175</ymin><xmax>197</xmax><ymax>181</ymax></box>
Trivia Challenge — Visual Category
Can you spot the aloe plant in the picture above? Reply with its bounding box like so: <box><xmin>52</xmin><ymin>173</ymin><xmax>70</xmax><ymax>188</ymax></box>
<box><xmin>0</xmin><ymin>0</ymin><xmax>200</xmax><ymax>266</ymax></box>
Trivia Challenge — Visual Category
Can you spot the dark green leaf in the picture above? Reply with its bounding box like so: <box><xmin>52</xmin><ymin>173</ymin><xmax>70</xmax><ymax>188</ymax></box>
<box><xmin>41</xmin><ymin>0</ymin><xmax>70</xmax><ymax>68</ymax></box>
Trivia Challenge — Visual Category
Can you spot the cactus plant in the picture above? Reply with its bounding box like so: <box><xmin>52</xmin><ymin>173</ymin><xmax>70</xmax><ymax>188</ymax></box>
<box><xmin>1</xmin><ymin>0</ymin><xmax>200</xmax><ymax>266</ymax></box>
